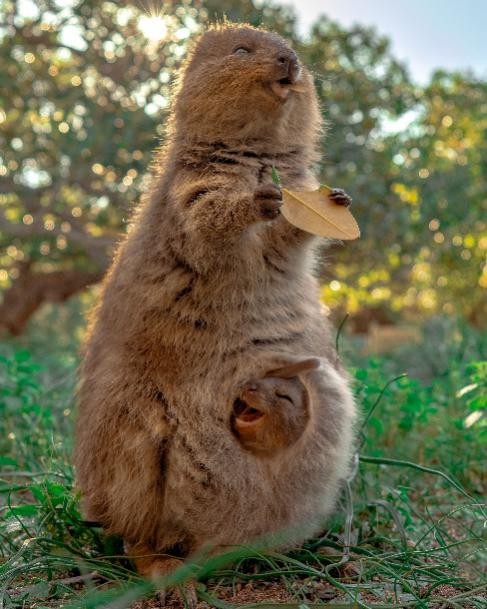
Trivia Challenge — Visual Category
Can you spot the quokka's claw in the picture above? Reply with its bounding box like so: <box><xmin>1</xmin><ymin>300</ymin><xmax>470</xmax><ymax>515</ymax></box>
<box><xmin>329</xmin><ymin>188</ymin><xmax>352</xmax><ymax>207</ymax></box>
<box><xmin>255</xmin><ymin>184</ymin><xmax>283</xmax><ymax>219</ymax></box>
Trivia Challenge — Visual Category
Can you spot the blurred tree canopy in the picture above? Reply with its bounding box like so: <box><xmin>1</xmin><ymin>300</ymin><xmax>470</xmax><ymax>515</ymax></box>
<box><xmin>0</xmin><ymin>0</ymin><xmax>485</xmax><ymax>334</ymax></box>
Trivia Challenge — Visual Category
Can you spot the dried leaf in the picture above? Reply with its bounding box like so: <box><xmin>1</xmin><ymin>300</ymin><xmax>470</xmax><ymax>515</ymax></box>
<box><xmin>281</xmin><ymin>186</ymin><xmax>360</xmax><ymax>240</ymax></box>
<box><xmin>288</xmin><ymin>83</ymin><xmax>307</xmax><ymax>93</ymax></box>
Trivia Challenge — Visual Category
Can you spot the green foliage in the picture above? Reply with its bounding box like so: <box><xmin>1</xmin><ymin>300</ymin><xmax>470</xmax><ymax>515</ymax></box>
<box><xmin>0</xmin><ymin>324</ymin><xmax>485</xmax><ymax>608</ymax></box>
<box><xmin>354</xmin><ymin>357</ymin><xmax>486</xmax><ymax>491</ymax></box>
<box><xmin>0</xmin><ymin>349</ymin><xmax>53</xmax><ymax>468</ymax></box>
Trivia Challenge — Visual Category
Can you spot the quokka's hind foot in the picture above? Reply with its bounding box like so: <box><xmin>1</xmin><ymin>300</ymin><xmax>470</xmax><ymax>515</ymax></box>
<box><xmin>130</xmin><ymin>546</ymin><xmax>198</xmax><ymax>608</ymax></box>
<box><xmin>151</xmin><ymin>564</ymin><xmax>197</xmax><ymax>609</ymax></box>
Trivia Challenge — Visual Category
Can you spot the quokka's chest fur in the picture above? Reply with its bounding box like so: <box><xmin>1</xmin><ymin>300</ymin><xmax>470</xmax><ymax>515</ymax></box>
<box><xmin>129</xmin><ymin>243</ymin><xmax>326</xmax><ymax>387</ymax></box>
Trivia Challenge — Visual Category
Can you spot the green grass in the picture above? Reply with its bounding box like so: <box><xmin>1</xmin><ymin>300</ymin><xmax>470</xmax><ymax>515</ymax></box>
<box><xmin>0</xmin><ymin>306</ymin><xmax>486</xmax><ymax>608</ymax></box>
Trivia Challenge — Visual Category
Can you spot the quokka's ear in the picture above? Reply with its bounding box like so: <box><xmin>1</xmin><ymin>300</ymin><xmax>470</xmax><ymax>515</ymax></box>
<box><xmin>267</xmin><ymin>357</ymin><xmax>320</xmax><ymax>379</ymax></box>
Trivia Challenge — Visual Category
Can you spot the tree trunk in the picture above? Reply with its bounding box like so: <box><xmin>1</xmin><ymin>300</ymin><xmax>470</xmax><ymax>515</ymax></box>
<box><xmin>0</xmin><ymin>263</ymin><xmax>104</xmax><ymax>335</ymax></box>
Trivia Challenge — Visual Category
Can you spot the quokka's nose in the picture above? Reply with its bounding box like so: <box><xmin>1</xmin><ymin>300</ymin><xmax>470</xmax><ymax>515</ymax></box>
<box><xmin>276</xmin><ymin>50</ymin><xmax>299</xmax><ymax>80</ymax></box>
<box><xmin>276</xmin><ymin>49</ymin><xmax>297</xmax><ymax>66</ymax></box>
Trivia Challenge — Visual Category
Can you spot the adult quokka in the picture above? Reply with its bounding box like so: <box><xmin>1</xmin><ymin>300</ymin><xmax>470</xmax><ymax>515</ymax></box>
<box><xmin>75</xmin><ymin>23</ymin><xmax>356</xmax><ymax>583</ymax></box>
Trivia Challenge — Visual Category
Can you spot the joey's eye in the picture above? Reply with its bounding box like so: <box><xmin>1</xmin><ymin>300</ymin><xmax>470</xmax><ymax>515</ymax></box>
<box><xmin>275</xmin><ymin>392</ymin><xmax>294</xmax><ymax>405</ymax></box>
<box><xmin>233</xmin><ymin>46</ymin><xmax>250</xmax><ymax>55</ymax></box>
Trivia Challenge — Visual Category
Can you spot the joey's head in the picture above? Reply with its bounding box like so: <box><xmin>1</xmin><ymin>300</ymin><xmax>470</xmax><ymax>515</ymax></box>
<box><xmin>173</xmin><ymin>24</ymin><xmax>321</xmax><ymax>146</ymax></box>
<box><xmin>231</xmin><ymin>358</ymin><xmax>320</xmax><ymax>457</ymax></box>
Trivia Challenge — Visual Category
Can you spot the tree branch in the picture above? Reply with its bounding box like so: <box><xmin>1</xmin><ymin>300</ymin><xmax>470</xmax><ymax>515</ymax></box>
<box><xmin>0</xmin><ymin>262</ymin><xmax>104</xmax><ymax>335</ymax></box>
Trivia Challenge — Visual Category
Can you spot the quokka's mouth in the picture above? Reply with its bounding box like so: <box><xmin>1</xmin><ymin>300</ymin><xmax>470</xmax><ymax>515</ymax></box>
<box><xmin>233</xmin><ymin>398</ymin><xmax>265</xmax><ymax>426</ymax></box>
<box><xmin>269</xmin><ymin>76</ymin><xmax>305</xmax><ymax>100</ymax></box>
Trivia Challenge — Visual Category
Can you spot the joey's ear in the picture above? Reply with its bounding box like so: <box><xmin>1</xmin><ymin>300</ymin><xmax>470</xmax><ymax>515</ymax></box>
<box><xmin>267</xmin><ymin>357</ymin><xmax>320</xmax><ymax>379</ymax></box>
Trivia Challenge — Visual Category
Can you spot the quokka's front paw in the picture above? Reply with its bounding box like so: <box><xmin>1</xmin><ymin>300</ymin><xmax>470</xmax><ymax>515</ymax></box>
<box><xmin>329</xmin><ymin>188</ymin><xmax>352</xmax><ymax>207</ymax></box>
<box><xmin>255</xmin><ymin>184</ymin><xmax>283</xmax><ymax>220</ymax></box>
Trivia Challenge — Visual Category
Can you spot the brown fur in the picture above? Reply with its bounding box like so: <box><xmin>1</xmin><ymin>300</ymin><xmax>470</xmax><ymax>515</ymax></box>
<box><xmin>74</xmin><ymin>23</ymin><xmax>356</xmax><ymax>575</ymax></box>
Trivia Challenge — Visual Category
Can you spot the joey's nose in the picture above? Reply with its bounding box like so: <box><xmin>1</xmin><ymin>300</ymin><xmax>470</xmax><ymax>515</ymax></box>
<box><xmin>244</xmin><ymin>383</ymin><xmax>258</xmax><ymax>393</ymax></box>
